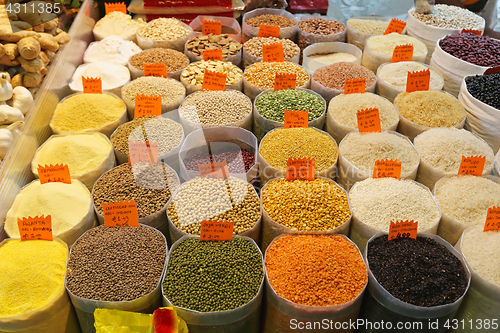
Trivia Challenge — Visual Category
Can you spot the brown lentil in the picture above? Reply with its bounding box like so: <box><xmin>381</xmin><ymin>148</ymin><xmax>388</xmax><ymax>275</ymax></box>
<box><xmin>244</xmin><ymin>37</ymin><xmax>299</xmax><ymax>59</ymax></box>
<box><xmin>244</xmin><ymin>62</ymin><xmax>309</xmax><ymax>89</ymax></box>
<box><xmin>245</xmin><ymin>14</ymin><xmax>296</xmax><ymax>28</ymax></box>
<box><xmin>129</xmin><ymin>48</ymin><xmax>189</xmax><ymax>72</ymax></box>
<box><xmin>298</xmin><ymin>18</ymin><xmax>344</xmax><ymax>35</ymax></box>
<box><xmin>181</xmin><ymin>60</ymin><xmax>242</xmax><ymax>86</ymax></box>
<box><xmin>122</xmin><ymin>76</ymin><xmax>186</xmax><ymax>109</ymax></box>
<box><xmin>137</xmin><ymin>18</ymin><xmax>191</xmax><ymax>41</ymax></box>
<box><xmin>111</xmin><ymin>116</ymin><xmax>154</xmax><ymax>155</ymax></box>
<box><xmin>313</xmin><ymin>62</ymin><xmax>376</xmax><ymax>90</ymax></box>
<box><xmin>186</xmin><ymin>34</ymin><xmax>242</xmax><ymax>58</ymax></box>
<box><xmin>128</xmin><ymin>117</ymin><xmax>184</xmax><ymax>156</ymax></box>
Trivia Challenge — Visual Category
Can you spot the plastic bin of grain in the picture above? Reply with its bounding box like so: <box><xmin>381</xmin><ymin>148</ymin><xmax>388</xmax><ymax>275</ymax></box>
<box><xmin>127</xmin><ymin>48</ymin><xmax>190</xmax><ymax>80</ymax></box>
<box><xmin>66</xmin><ymin>224</ymin><xmax>167</xmax><ymax>333</ymax></box>
<box><xmin>136</xmin><ymin>18</ymin><xmax>193</xmax><ymax>51</ymax></box>
<box><xmin>359</xmin><ymin>233</ymin><xmax>470</xmax><ymax>333</ymax></box>
<box><xmin>376</xmin><ymin>61</ymin><xmax>444</xmax><ymax>102</ymax></box>
<box><xmin>178</xmin><ymin>126</ymin><xmax>258</xmax><ymax>183</ymax></box>
<box><xmin>0</xmin><ymin>238</ymin><xmax>80</xmax><ymax>333</ymax></box>
<box><xmin>414</xmin><ymin>128</ymin><xmax>494</xmax><ymax>190</ymax></box>
<box><xmin>302</xmin><ymin>42</ymin><xmax>362</xmax><ymax>75</ymax></box>
<box><xmin>433</xmin><ymin>175</ymin><xmax>500</xmax><ymax>246</ymax></box>
<box><xmin>297</xmin><ymin>16</ymin><xmax>346</xmax><ymax>56</ymax></box>
<box><xmin>337</xmin><ymin>131</ymin><xmax>420</xmax><ymax>191</ymax></box>
<box><xmin>348</xmin><ymin>178</ymin><xmax>442</xmax><ymax>252</ymax></box>
<box><xmin>69</xmin><ymin>62</ymin><xmax>130</xmax><ymax>98</ymax></box>
<box><xmin>253</xmin><ymin>88</ymin><xmax>326</xmax><ymax>141</ymax></box>
<box><xmin>93</xmin><ymin>11</ymin><xmax>146</xmax><ymax>43</ymax></box>
<box><xmin>395</xmin><ymin>90</ymin><xmax>467</xmax><ymax>141</ymax></box>
<box><xmin>361</xmin><ymin>33</ymin><xmax>428</xmax><ymax>73</ymax></box>
<box><xmin>186</xmin><ymin>34</ymin><xmax>242</xmax><ymax>67</ymax></box>
<box><xmin>326</xmin><ymin>93</ymin><xmax>399</xmax><ymax>143</ymax></box>
<box><xmin>262</xmin><ymin>234</ymin><xmax>367</xmax><ymax>333</ymax></box>
<box><xmin>258</xmin><ymin>127</ymin><xmax>338</xmax><ymax>185</ymax></box>
<box><xmin>346</xmin><ymin>16</ymin><xmax>391</xmax><ymax>51</ymax></box>
<box><xmin>452</xmin><ymin>227</ymin><xmax>500</xmax><ymax>333</ymax></box>
<box><xmin>92</xmin><ymin>163</ymin><xmax>180</xmax><ymax>237</ymax></box>
<box><xmin>189</xmin><ymin>16</ymin><xmax>242</xmax><ymax>42</ymax></box>
<box><xmin>242</xmin><ymin>8</ymin><xmax>298</xmax><ymax>43</ymax></box>
<box><xmin>242</xmin><ymin>37</ymin><xmax>299</xmax><ymax>68</ymax></box>
<box><xmin>162</xmin><ymin>235</ymin><xmax>264</xmax><ymax>333</ymax></box>
<box><xmin>180</xmin><ymin>60</ymin><xmax>243</xmax><ymax>95</ymax></box>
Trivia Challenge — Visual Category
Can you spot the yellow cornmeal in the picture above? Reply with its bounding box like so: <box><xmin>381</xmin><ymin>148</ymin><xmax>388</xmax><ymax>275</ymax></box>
<box><xmin>0</xmin><ymin>239</ymin><xmax>67</xmax><ymax>317</ymax></box>
<box><xmin>5</xmin><ymin>180</ymin><xmax>91</xmax><ymax>238</ymax></box>
<box><xmin>32</xmin><ymin>133</ymin><xmax>111</xmax><ymax>176</ymax></box>
<box><xmin>50</xmin><ymin>93</ymin><xmax>124</xmax><ymax>132</ymax></box>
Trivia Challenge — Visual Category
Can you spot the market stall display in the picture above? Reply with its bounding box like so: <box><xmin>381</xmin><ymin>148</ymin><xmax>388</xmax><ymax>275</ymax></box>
<box><xmin>185</xmin><ymin>34</ymin><xmax>242</xmax><ymax>66</ymax></box>
<box><xmin>243</xmin><ymin>37</ymin><xmax>299</xmax><ymax>68</ymax></box>
<box><xmin>127</xmin><ymin>48</ymin><xmax>189</xmax><ymax>80</ymax></box>
<box><xmin>181</xmin><ymin>60</ymin><xmax>243</xmax><ymax>94</ymax></box>
<box><xmin>136</xmin><ymin>18</ymin><xmax>192</xmax><ymax>51</ymax></box>
<box><xmin>297</xmin><ymin>16</ymin><xmax>346</xmax><ymax>55</ymax></box>
<box><xmin>93</xmin><ymin>11</ymin><xmax>146</xmax><ymax>42</ymax></box>
<box><xmin>346</xmin><ymin>17</ymin><xmax>390</xmax><ymax>51</ymax></box>
<box><xmin>242</xmin><ymin>9</ymin><xmax>298</xmax><ymax>42</ymax></box>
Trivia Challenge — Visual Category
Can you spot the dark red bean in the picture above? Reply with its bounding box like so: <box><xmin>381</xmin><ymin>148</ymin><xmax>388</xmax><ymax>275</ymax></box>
<box><xmin>440</xmin><ymin>33</ymin><xmax>500</xmax><ymax>67</ymax></box>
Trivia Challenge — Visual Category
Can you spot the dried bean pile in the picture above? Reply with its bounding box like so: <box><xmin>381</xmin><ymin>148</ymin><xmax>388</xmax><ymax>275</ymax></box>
<box><xmin>298</xmin><ymin>18</ymin><xmax>344</xmax><ymax>35</ymax></box>
<box><xmin>184</xmin><ymin>141</ymin><xmax>255</xmax><ymax>173</ymax></box>
<box><xmin>465</xmin><ymin>73</ymin><xmax>500</xmax><ymax>109</ymax></box>
<box><xmin>137</xmin><ymin>18</ymin><xmax>191</xmax><ymax>41</ymax></box>
<box><xmin>410</xmin><ymin>4</ymin><xmax>484</xmax><ymax>30</ymax></box>
<box><xmin>186</xmin><ymin>34</ymin><xmax>241</xmax><ymax>58</ymax></box>
<box><xmin>439</xmin><ymin>33</ymin><xmax>500</xmax><ymax>67</ymax></box>
<box><xmin>313</xmin><ymin>62</ymin><xmax>376</xmax><ymax>90</ymax></box>
<box><xmin>181</xmin><ymin>60</ymin><xmax>242</xmax><ymax>86</ymax></box>
<box><xmin>244</xmin><ymin>37</ymin><xmax>299</xmax><ymax>58</ymax></box>
<box><xmin>245</xmin><ymin>14</ymin><xmax>295</xmax><ymax>28</ymax></box>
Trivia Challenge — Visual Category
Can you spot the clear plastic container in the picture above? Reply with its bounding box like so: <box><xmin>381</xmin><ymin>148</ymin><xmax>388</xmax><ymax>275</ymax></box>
<box><xmin>302</xmin><ymin>42</ymin><xmax>362</xmax><ymax>75</ymax></box>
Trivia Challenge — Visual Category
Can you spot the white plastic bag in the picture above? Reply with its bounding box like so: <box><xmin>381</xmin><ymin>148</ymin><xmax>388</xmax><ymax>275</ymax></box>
<box><xmin>302</xmin><ymin>42</ymin><xmax>362</xmax><ymax>75</ymax></box>
<box><xmin>242</xmin><ymin>8</ymin><xmax>298</xmax><ymax>43</ymax></box>
<box><xmin>346</xmin><ymin>16</ymin><xmax>391</xmax><ymax>51</ymax></box>
<box><xmin>189</xmin><ymin>16</ymin><xmax>242</xmax><ymax>42</ymax></box>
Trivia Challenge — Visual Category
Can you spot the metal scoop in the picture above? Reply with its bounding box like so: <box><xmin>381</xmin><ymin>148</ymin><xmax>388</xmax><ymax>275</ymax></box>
<box><xmin>414</xmin><ymin>0</ymin><xmax>435</xmax><ymax>14</ymax></box>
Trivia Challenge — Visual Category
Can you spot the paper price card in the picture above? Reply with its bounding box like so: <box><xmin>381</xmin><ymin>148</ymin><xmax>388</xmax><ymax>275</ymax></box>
<box><xmin>202</xmin><ymin>70</ymin><xmax>227</xmax><ymax>91</ymax></box>
<box><xmin>406</xmin><ymin>69</ymin><xmax>430</xmax><ymax>93</ymax></box>
<box><xmin>17</xmin><ymin>215</ymin><xmax>53</xmax><ymax>241</ymax></box>
<box><xmin>392</xmin><ymin>44</ymin><xmax>413</xmax><ymax>63</ymax></box>
<box><xmin>128</xmin><ymin>141</ymin><xmax>159</xmax><ymax>165</ymax></box>
<box><xmin>388</xmin><ymin>220</ymin><xmax>418</xmax><ymax>241</ymax></box>
<box><xmin>105</xmin><ymin>2</ymin><xmax>127</xmax><ymax>15</ymax></box>
<box><xmin>458</xmin><ymin>155</ymin><xmax>486</xmax><ymax>176</ymax></box>
<box><xmin>344</xmin><ymin>78</ymin><xmax>366</xmax><ymax>94</ymax></box>
<box><xmin>263</xmin><ymin>42</ymin><xmax>285</xmax><ymax>62</ymax></box>
<box><xmin>461</xmin><ymin>29</ymin><xmax>482</xmax><ymax>35</ymax></box>
<box><xmin>203</xmin><ymin>48</ymin><xmax>223</xmax><ymax>61</ymax></box>
<box><xmin>357</xmin><ymin>107</ymin><xmax>381</xmax><ymax>133</ymax></box>
<box><xmin>484</xmin><ymin>206</ymin><xmax>500</xmax><ymax>231</ymax></box>
<box><xmin>373</xmin><ymin>159</ymin><xmax>402</xmax><ymax>180</ymax></box>
<box><xmin>258</xmin><ymin>24</ymin><xmax>280</xmax><ymax>38</ymax></box>
<box><xmin>384</xmin><ymin>18</ymin><xmax>407</xmax><ymax>35</ymax></box>
<box><xmin>284</xmin><ymin>109</ymin><xmax>308</xmax><ymax>129</ymax></box>
<box><xmin>484</xmin><ymin>66</ymin><xmax>500</xmax><ymax>75</ymax></box>
<box><xmin>103</xmin><ymin>199</ymin><xmax>139</xmax><ymax>227</ymax></box>
<box><xmin>200</xmin><ymin>220</ymin><xmax>234</xmax><ymax>241</ymax></box>
<box><xmin>82</xmin><ymin>77</ymin><xmax>102</xmax><ymax>94</ymax></box>
<box><xmin>274</xmin><ymin>73</ymin><xmax>296</xmax><ymax>90</ymax></box>
<box><xmin>38</xmin><ymin>164</ymin><xmax>71</xmax><ymax>184</ymax></box>
<box><xmin>134</xmin><ymin>94</ymin><xmax>162</xmax><ymax>118</ymax></box>
<box><xmin>198</xmin><ymin>160</ymin><xmax>229</xmax><ymax>179</ymax></box>
<box><xmin>286</xmin><ymin>157</ymin><xmax>315</xmax><ymax>181</ymax></box>
<box><xmin>144</xmin><ymin>63</ymin><xmax>168</xmax><ymax>78</ymax></box>
<box><xmin>202</xmin><ymin>20</ymin><xmax>222</xmax><ymax>35</ymax></box>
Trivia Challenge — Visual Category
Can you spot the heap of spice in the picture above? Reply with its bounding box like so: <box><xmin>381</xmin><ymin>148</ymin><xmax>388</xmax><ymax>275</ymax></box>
<box><xmin>128</xmin><ymin>48</ymin><xmax>189</xmax><ymax>72</ymax></box>
<box><xmin>245</xmin><ymin>14</ymin><xmax>296</xmax><ymax>28</ymax></box>
<box><xmin>313</xmin><ymin>62</ymin><xmax>376</xmax><ymax>91</ymax></box>
<box><xmin>244</xmin><ymin>62</ymin><xmax>309</xmax><ymax>90</ymax></box>
<box><xmin>186</xmin><ymin>34</ymin><xmax>242</xmax><ymax>58</ymax></box>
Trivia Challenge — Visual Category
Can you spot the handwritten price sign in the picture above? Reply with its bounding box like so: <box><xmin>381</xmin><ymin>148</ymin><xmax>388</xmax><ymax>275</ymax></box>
<box><xmin>38</xmin><ymin>164</ymin><xmax>71</xmax><ymax>184</ymax></box>
<box><xmin>357</xmin><ymin>107</ymin><xmax>381</xmax><ymax>133</ymax></box>
<box><xmin>286</xmin><ymin>157</ymin><xmax>315</xmax><ymax>181</ymax></box>
<box><xmin>144</xmin><ymin>63</ymin><xmax>168</xmax><ymax>78</ymax></box>
<box><xmin>274</xmin><ymin>73</ymin><xmax>296</xmax><ymax>90</ymax></box>
<box><xmin>458</xmin><ymin>155</ymin><xmax>485</xmax><ymax>176</ymax></box>
<box><xmin>406</xmin><ymin>69</ymin><xmax>430</xmax><ymax>92</ymax></box>
<box><xmin>384</xmin><ymin>18</ymin><xmax>406</xmax><ymax>35</ymax></box>
<box><xmin>134</xmin><ymin>94</ymin><xmax>162</xmax><ymax>118</ymax></box>
<box><xmin>344</xmin><ymin>78</ymin><xmax>366</xmax><ymax>94</ymax></box>
<box><xmin>202</xmin><ymin>70</ymin><xmax>227</xmax><ymax>91</ymax></box>
<box><xmin>198</xmin><ymin>160</ymin><xmax>230</xmax><ymax>179</ymax></box>
<box><xmin>17</xmin><ymin>215</ymin><xmax>53</xmax><ymax>241</ymax></box>
<box><xmin>392</xmin><ymin>44</ymin><xmax>413</xmax><ymax>63</ymax></box>
<box><xmin>263</xmin><ymin>42</ymin><xmax>285</xmax><ymax>62</ymax></box>
<box><xmin>258</xmin><ymin>24</ymin><xmax>280</xmax><ymax>38</ymax></box>
<box><xmin>103</xmin><ymin>199</ymin><xmax>139</xmax><ymax>227</ymax></box>
<box><xmin>203</xmin><ymin>48</ymin><xmax>223</xmax><ymax>61</ymax></box>
<box><xmin>200</xmin><ymin>220</ymin><xmax>234</xmax><ymax>241</ymax></box>
<box><xmin>461</xmin><ymin>29</ymin><xmax>482</xmax><ymax>35</ymax></box>
<box><xmin>202</xmin><ymin>20</ymin><xmax>222</xmax><ymax>35</ymax></box>
<box><xmin>284</xmin><ymin>109</ymin><xmax>308</xmax><ymax>128</ymax></box>
<box><xmin>388</xmin><ymin>220</ymin><xmax>418</xmax><ymax>241</ymax></box>
<box><xmin>105</xmin><ymin>2</ymin><xmax>127</xmax><ymax>15</ymax></box>
<box><xmin>484</xmin><ymin>206</ymin><xmax>500</xmax><ymax>231</ymax></box>
<box><xmin>373</xmin><ymin>159</ymin><xmax>402</xmax><ymax>180</ymax></box>
<box><xmin>82</xmin><ymin>77</ymin><xmax>102</xmax><ymax>94</ymax></box>
<box><xmin>128</xmin><ymin>141</ymin><xmax>159</xmax><ymax>165</ymax></box>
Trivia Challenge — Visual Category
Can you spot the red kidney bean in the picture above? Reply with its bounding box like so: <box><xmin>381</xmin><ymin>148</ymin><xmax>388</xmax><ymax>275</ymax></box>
<box><xmin>440</xmin><ymin>33</ymin><xmax>500</xmax><ymax>67</ymax></box>
<box><xmin>184</xmin><ymin>145</ymin><xmax>255</xmax><ymax>173</ymax></box>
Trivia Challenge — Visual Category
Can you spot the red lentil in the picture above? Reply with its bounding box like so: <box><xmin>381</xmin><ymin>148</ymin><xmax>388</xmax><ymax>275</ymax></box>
<box><xmin>313</xmin><ymin>62</ymin><xmax>376</xmax><ymax>90</ymax></box>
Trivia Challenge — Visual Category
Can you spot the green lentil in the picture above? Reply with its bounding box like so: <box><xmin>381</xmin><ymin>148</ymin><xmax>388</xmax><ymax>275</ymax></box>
<box><xmin>163</xmin><ymin>237</ymin><xmax>263</xmax><ymax>312</ymax></box>
<box><xmin>255</xmin><ymin>89</ymin><xmax>324</xmax><ymax>122</ymax></box>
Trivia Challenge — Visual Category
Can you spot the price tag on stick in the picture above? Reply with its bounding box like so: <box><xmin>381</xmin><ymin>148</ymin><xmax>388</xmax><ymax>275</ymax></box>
<box><xmin>274</xmin><ymin>73</ymin><xmax>296</xmax><ymax>90</ymax></box>
<box><xmin>357</xmin><ymin>107</ymin><xmax>381</xmax><ymax>133</ymax></box>
<box><xmin>284</xmin><ymin>109</ymin><xmax>308</xmax><ymax>128</ymax></box>
<box><xmin>258</xmin><ymin>24</ymin><xmax>280</xmax><ymax>38</ymax></box>
<box><xmin>198</xmin><ymin>161</ymin><xmax>229</xmax><ymax>179</ymax></box>
<box><xmin>202</xmin><ymin>70</ymin><xmax>227</xmax><ymax>91</ymax></box>
<box><xmin>134</xmin><ymin>94</ymin><xmax>162</xmax><ymax>118</ymax></box>
<box><xmin>461</xmin><ymin>29</ymin><xmax>482</xmax><ymax>35</ymax></box>
<box><xmin>200</xmin><ymin>220</ymin><xmax>234</xmax><ymax>241</ymax></box>
<box><xmin>263</xmin><ymin>42</ymin><xmax>285</xmax><ymax>62</ymax></box>
<box><xmin>373</xmin><ymin>159</ymin><xmax>402</xmax><ymax>180</ymax></box>
<box><xmin>203</xmin><ymin>48</ymin><xmax>223</xmax><ymax>61</ymax></box>
<box><xmin>144</xmin><ymin>63</ymin><xmax>168</xmax><ymax>78</ymax></box>
<box><xmin>286</xmin><ymin>157</ymin><xmax>315</xmax><ymax>181</ymax></box>
<box><xmin>344</xmin><ymin>78</ymin><xmax>366</xmax><ymax>94</ymax></box>
<box><xmin>129</xmin><ymin>141</ymin><xmax>159</xmax><ymax>165</ymax></box>
<box><xmin>388</xmin><ymin>220</ymin><xmax>418</xmax><ymax>241</ymax></box>
<box><xmin>103</xmin><ymin>199</ymin><xmax>139</xmax><ymax>227</ymax></box>
<box><xmin>202</xmin><ymin>20</ymin><xmax>222</xmax><ymax>35</ymax></box>
<box><xmin>458</xmin><ymin>155</ymin><xmax>486</xmax><ymax>176</ymax></box>
<box><xmin>406</xmin><ymin>69</ymin><xmax>430</xmax><ymax>92</ymax></box>
<box><xmin>82</xmin><ymin>77</ymin><xmax>102</xmax><ymax>94</ymax></box>
<box><xmin>105</xmin><ymin>2</ymin><xmax>127</xmax><ymax>15</ymax></box>
<box><xmin>38</xmin><ymin>164</ymin><xmax>71</xmax><ymax>184</ymax></box>
<box><xmin>17</xmin><ymin>215</ymin><xmax>53</xmax><ymax>241</ymax></box>
<box><xmin>392</xmin><ymin>44</ymin><xmax>413</xmax><ymax>63</ymax></box>
<box><xmin>484</xmin><ymin>206</ymin><xmax>500</xmax><ymax>231</ymax></box>
<box><xmin>384</xmin><ymin>18</ymin><xmax>407</xmax><ymax>35</ymax></box>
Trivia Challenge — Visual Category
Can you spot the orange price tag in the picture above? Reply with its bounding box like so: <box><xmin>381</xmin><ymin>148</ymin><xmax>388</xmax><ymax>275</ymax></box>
<box><xmin>82</xmin><ymin>77</ymin><xmax>102</xmax><ymax>94</ymax></box>
<box><xmin>373</xmin><ymin>159</ymin><xmax>402</xmax><ymax>180</ymax></box>
<box><xmin>105</xmin><ymin>2</ymin><xmax>127</xmax><ymax>15</ymax></box>
<box><xmin>134</xmin><ymin>94</ymin><xmax>161</xmax><ymax>118</ymax></box>
<box><xmin>344</xmin><ymin>78</ymin><xmax>366</xmax><ymax>94</ymax></box>
<box><xmin>200</xmin><ymin>220</ymin><xmax>234</xmax><ymax>241</ymax></box>
<box><xmin>461</xmin><ymin>29</ymin><xmax>482</xmax><ymax>35</ymax></box>
<box><xmin>357</xmin><ymin>107</ymin><xmax>381</xmax><ymax>133</ymax></box>
<box><xmin>203</xmin><ymin>48</ymin><xmax>223</xmax><ymax>61</ymax></box>
<box><xmin>274</xmin><ymin>73</ymin><xmax>296</xmax><ymax>90</ymax></box>
<box><xmin>286</xmin><ymin>157</ymin><xmax>315</xmax><ymax>181</ymax></box>
<box><xmin>392</xmin><ymin>44</ymin><xmax>413</xmax><ymax>63</ymax></box>
<box><xmin>202</xmin><ymin>70</ymin><xmax>227</xmax><ymax>91</ymax></box>
<box><xmin>198</xmin><ymin>160</ymin><xmax>229</xmax><ymax>179</ymax></box>
<box><xmin>103</xmin><ymin>199</ymin><xmax>139</xmax><ymax>227</ymax></box>
<box><xmin>384</xmin><ymin>18</ymin><xmax>406</xmax><ymax>35</ymax></box>
<box><xmin>458</xmin><ymin>155</ymin><xmax>486</xmax><ymax>176</ymax></box>
<box><xmin>202</xmin><ymin>20</ymin><xmax>222</xmax><ymax>35</ymax></box>
<box><xmin>406</xmin><ymin>69</ymin><xmax>430</xmax><ymax>93</ymax></box>
<box><xmin>388</xmin><ymin>220</ymin><xmax>418</xmax><ymax>241</ymax></box>
<box><xmin>144</xmin><ymin>63</ymin><xmax>168</xmax><ymax>78</ymax></box>
<box><xmin>484</xmin><ymin>66</ymin><xmax>500</xmax><ymax>75</ymax></box>
<box><xmin>484</xmin><ymin>206</ymin><xmax>500</xmax><ymax>231</ymax></box>
<box><xmin>38</xmin><ymin>164</ymin><xmax>71</xmax><ymax>184</ymax></box>
<box><xmin>17</xmin><ymin>215</ymin><xmax>53</xmax><ymax>241</ymax></box>
<box><xmin>128</xmin><ymin>141</ymin><xmax>159</xmax><ymax>165</ymax></box>
<box><xmin>263</xmin><ymin>42</ymin><xmax>285</xmax><ymax>62</ymax></box>
<box><xmin>284</xmin><ymin>109</ymin><xmax>308</xmax><ymax>129</ymax></box>
<box><xmin>258</xmin><ymin>24</ymin><xmax>280</xmax><ymax>38</ymax></box>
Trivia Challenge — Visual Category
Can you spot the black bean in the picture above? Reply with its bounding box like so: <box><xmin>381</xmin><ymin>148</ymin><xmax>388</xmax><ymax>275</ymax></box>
<box><xmin>465</xmin><ymin>73</ymin><xmax>500</xmax><ymax>109</ymax></box>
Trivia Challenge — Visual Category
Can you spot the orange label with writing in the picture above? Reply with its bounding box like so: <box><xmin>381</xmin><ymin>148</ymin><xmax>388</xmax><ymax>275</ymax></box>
<box><xmin>198</xmin><ymin>160</ymin><xmax>229</xmax><ymax>179</ymax></box>
<box><xmin>344</xmin><ymin>78</ymin><xmax>366</xmax><ymax>94</ymax></box>
<box><xmin>38</xmin><ymin>164</ymin><xmax>71</xmax><ymax>184</ymax></box>
<box><xmin>458</xmin><ymin>155</ymin><xmax>486</xmax><ymax>176</ymax></box>
<box><xmin>484</xmin><ymin>206</ymin><xmax>500</xmax><ymax>231</ymax></box>
<box><xmin>388</xmin><ymin>220</ymin><xmax>418</xmax><ymax>241</ymax></box>
<box><xmin>128</xmin><ymin>141</ymin><xmax>159</xmax><ymax>165</ymax></box>
<box><xmin>103</xmin><ymin>199</ymin><xmax>139</xmax><ymax>227</ymax></box>
<box><xmin>357</xmin><ymin>107</ymin><xmax>381</xmax><ymax>133</ymax></box>
<box><xmin>274</xmin><ymin>73</ymin><xmax>296</xmax><ymax>90</ymax></box>
<box><xmin>284</xmin><ymin>109</ymin><xmax>308</xmax><ymax>129</ymax></box>
<box><xmin>82</xmin><ymin>77</ymin><xmax>102</xmax><ymax>94</ymax></box>
<box><xmin>406</xmin><ymin>69</ymin><xmax>430</xmax><ymax>92</ymax></box>
<box><xmin>202</xmin><ymin>20</ymin><xmax>222</xmax><ymax>35</ymax></box>
<box><xmin>203</xmin><ymin>48</ymin><xmax>223</xmax><ymax>61</ymax></box>
<box><xmin>286</xmin><ymin>157</ymin><xmax>315</xmax><ymax>181</ymax></box>
<box><xmin>200</xmin><ymin>220</ymin><xmax>234</xmax><ymax>241</ymax></box>
<box><xmin>384</xmin><ymin>18</ymin><xmax>406</xmax><ymax>35</ymax></box>
<box><xmin>461</xmin><ymin>29</ymin><xmax>482</xmax><ymax>35</ymax></box>
<box><xmin>105</xmin><ymin>2</ymin><xmax>127</xmax><ymax>15</ymax></box>
<box><xmin>134</xmin><ymin>94</ymin><xmax>161</xmax><ymax>118</ymax></box>
<box><xmin>17</xmin><ymin>215</ymin><xmax>53</xmax><ymax>241</ymax></box>
<box><xmin>202</xmin><ymin>70</ymin><xmax>227</xmax><ymax>91</ymax></box>
<box><xmin>144</xmin><ymin>63</ymin><xmax>168</xmax><ymax>78</ymax></box>
<box><xmin>263</xmin><ymin>42</ymin><xmax>285</xmax><ymax>62</ymax></box>
<box><xmin>373</xmin><ymin>159</ymin><xmax>402</xmax><ymax>180</ymax></box>
<box><xmin>392</xmin><ymin>44</ymin><xmax>413</xmax><ymax>63</ymax></box>
<box><xmin>258</xmin><ymin>24</ymin><xmax>280</xmax><ymax>38</ymax></box>
<box><xmin>484</xmin><ymin>66</ymin><xmax>500</xmax><ymax>75</ymax></box>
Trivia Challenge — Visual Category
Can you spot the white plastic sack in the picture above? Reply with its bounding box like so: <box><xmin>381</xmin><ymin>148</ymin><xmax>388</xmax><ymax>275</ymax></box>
<box><xmin>242</xmin><ymin>8</ymin><xmax>298</xmax><ymax>43</ymax></box>
<box><xmin>189</xmin><ymin>16</ymin><xmax>242</xmax><ymax>42</ymax></box>
<box><xmin>136</xmin><ymin>20</ymin><xmax>193</xmax><ymax>51</ymax></box>
<box><xmin>302</xmin><ymin>42</ymin><xmax>362</xmax><ymax>75</ymax></box>
<box><xmin>346</xmin><ymin>16</ymin><xmax>391</xmax><ymax>51</ymax></box>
